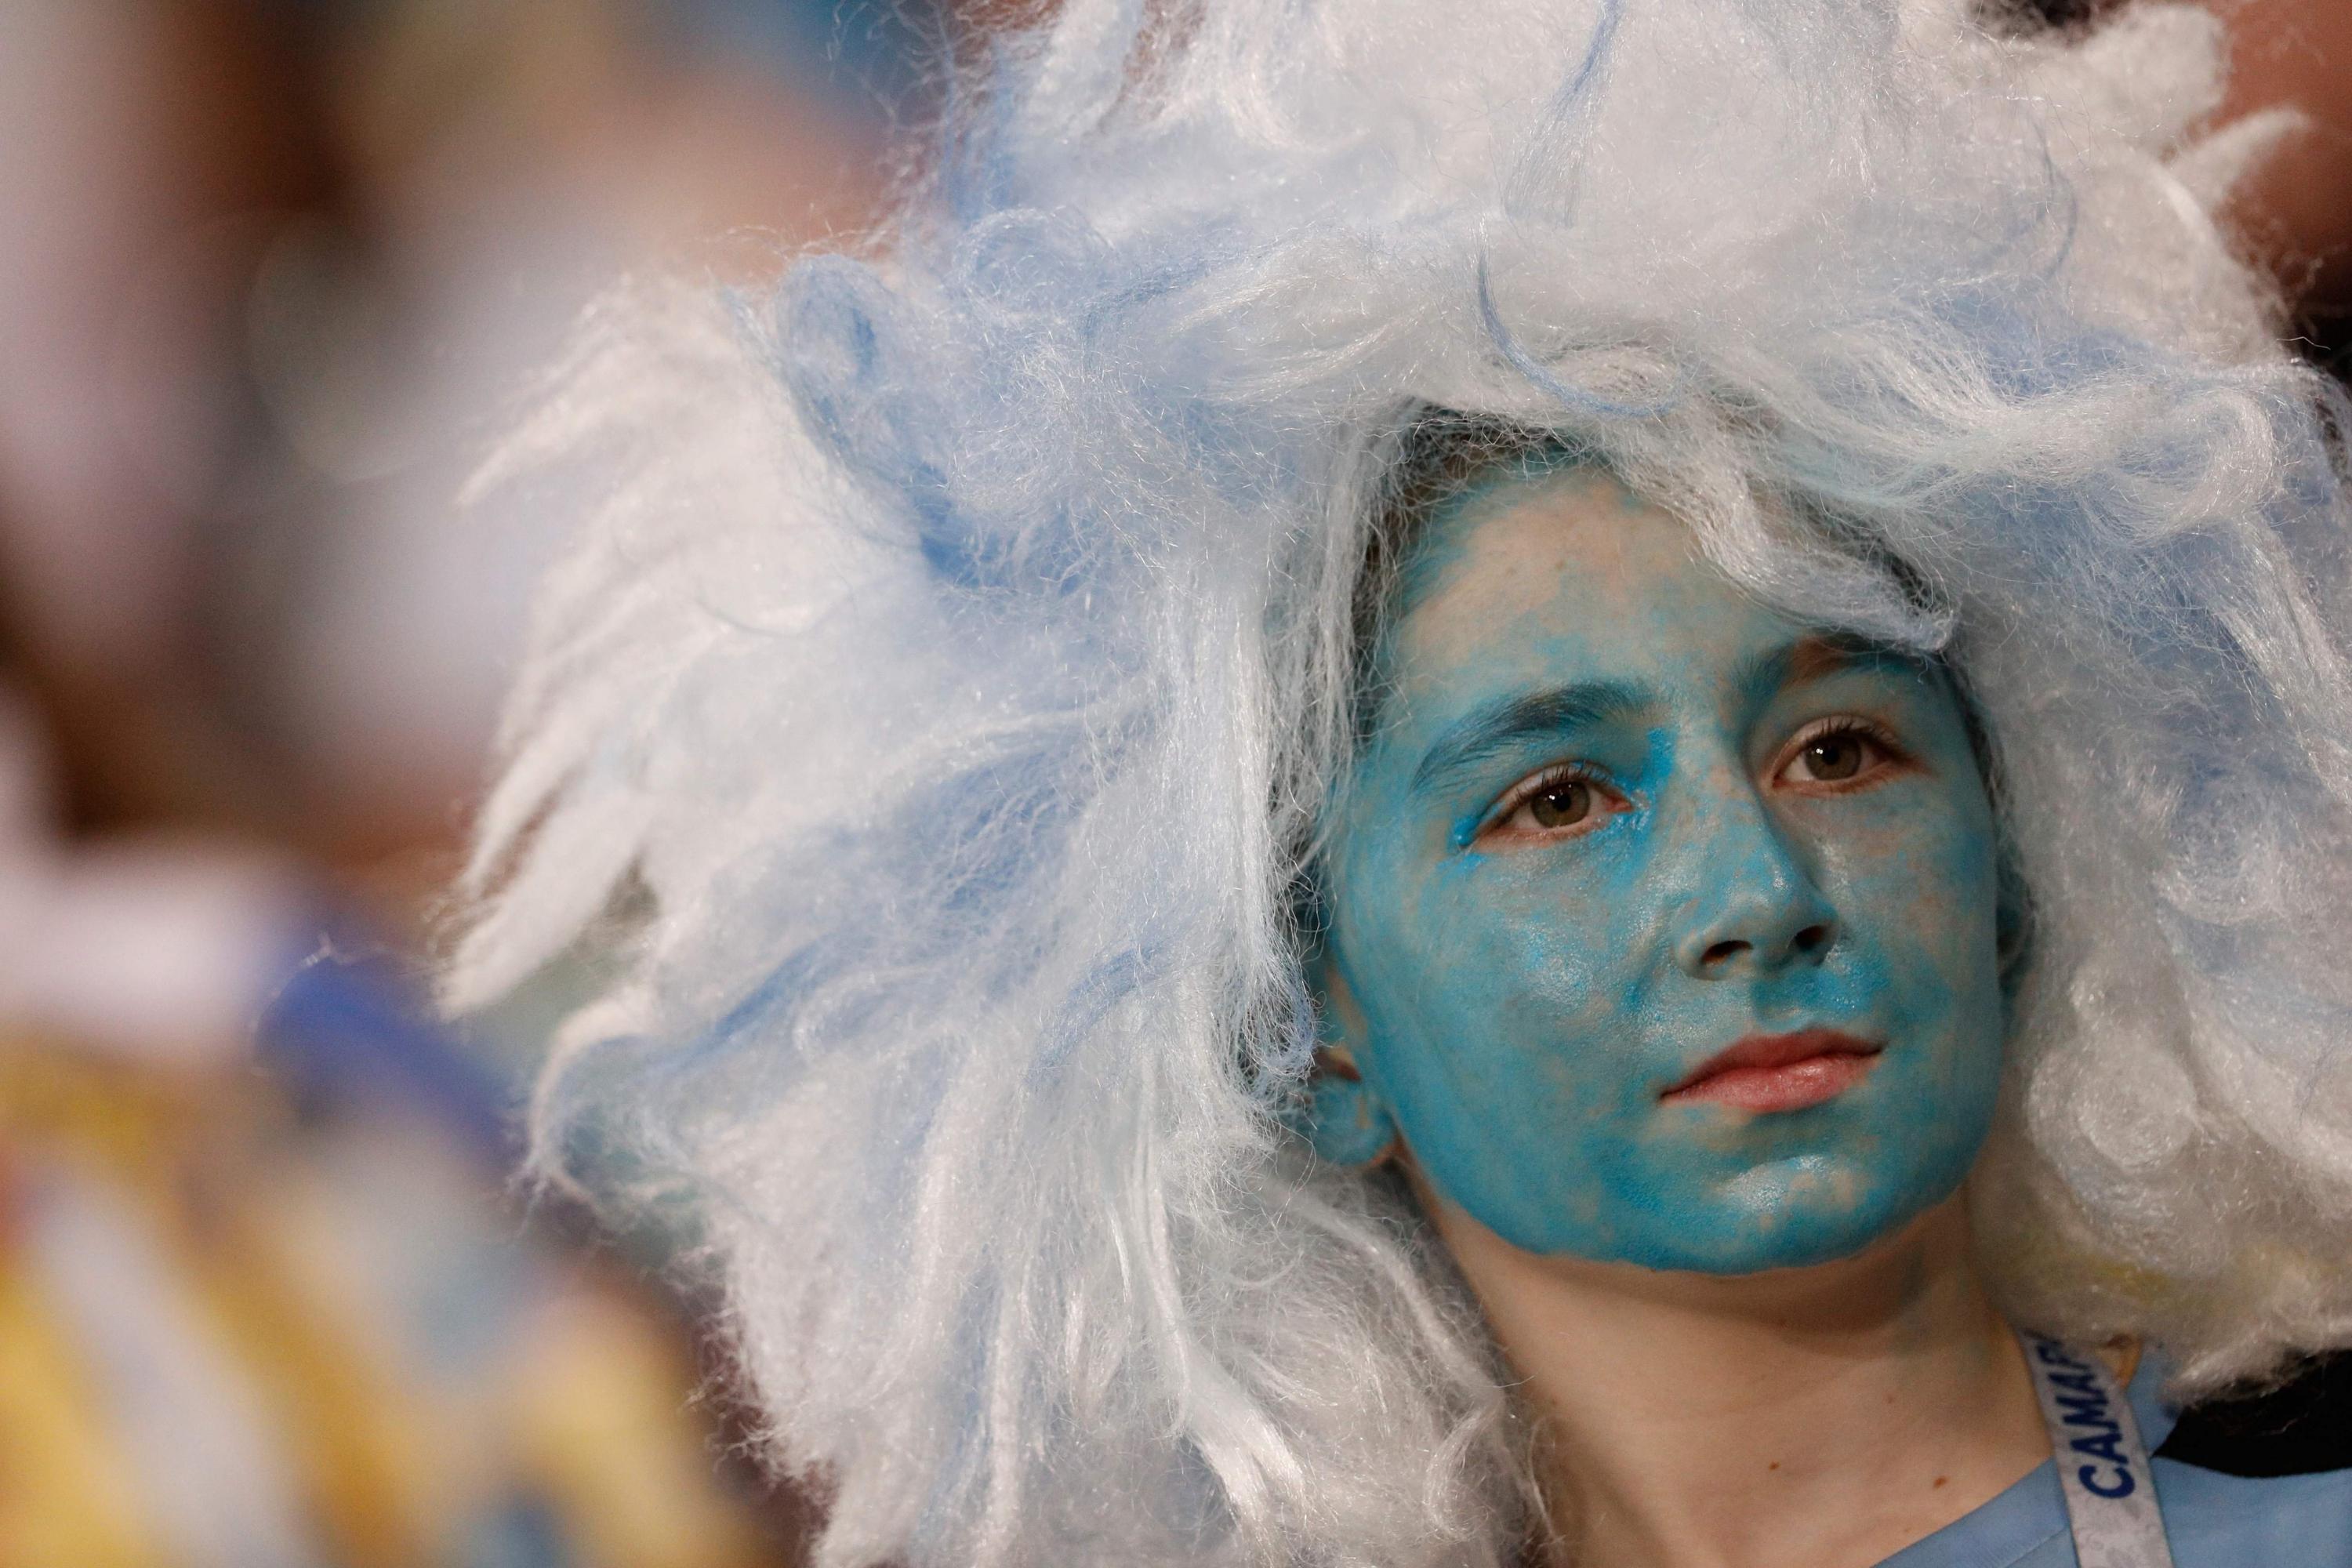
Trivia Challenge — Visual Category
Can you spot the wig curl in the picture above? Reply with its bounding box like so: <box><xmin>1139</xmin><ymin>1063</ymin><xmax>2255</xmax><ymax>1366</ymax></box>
<box><xmin>448</xmin><ymin>2</ymin><xmax>2352</xmax><ymax>1563</ymax></box>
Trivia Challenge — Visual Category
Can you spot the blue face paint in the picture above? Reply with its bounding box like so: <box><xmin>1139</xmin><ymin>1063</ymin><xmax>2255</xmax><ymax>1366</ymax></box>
<box><xmin>1309</xmin><ymin>470</ymin><xmax>2007</xmax><ymax>1273</ymax></box>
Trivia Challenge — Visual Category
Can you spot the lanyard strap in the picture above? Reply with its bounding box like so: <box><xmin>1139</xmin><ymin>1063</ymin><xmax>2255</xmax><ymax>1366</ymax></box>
<box><xmin>2020</xmin><ymin>1335</ymin><xmax>2176</xmax><ymax>1568</ymax></box>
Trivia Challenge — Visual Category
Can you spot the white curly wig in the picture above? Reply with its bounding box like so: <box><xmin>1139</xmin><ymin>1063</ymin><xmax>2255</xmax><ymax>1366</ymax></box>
<box><xmin>447</xmin><ymin>2</ymin><xmax>2352</xmax><ymax>1563</ymax></box>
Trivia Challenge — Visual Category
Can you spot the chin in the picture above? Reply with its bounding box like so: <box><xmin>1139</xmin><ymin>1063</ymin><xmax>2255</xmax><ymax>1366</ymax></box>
<box><xmin>1646</xmin><ymin>1153</ymin><xmax>1976</xmax><ymax>1276</ymax></box>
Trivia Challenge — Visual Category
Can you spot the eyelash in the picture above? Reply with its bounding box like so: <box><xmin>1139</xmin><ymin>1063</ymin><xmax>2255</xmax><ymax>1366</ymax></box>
<box><xmin>1472</xmin><ymin>713</ymin><xmax>1907</xmax><ymax>846</ymax></box>
<box><xmin>1475</xmin><ymin>761</ymin><xmax>1625</xmax><ymax>843</ymax></box>
<box><xmin>1772</xmin><ymin>714</ymin><xmax>1907</xmax><ymax>789</ymax></box>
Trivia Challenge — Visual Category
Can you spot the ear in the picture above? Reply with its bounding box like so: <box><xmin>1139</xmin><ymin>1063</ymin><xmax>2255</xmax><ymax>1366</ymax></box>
<box><xmin>1307</xmin><ymin>1052</ymin><xmax>1400</xmax><ymax>1167</ymax></box>
<box><xmin>1298</xmin><ymin>958</ymin><xmax>1399</xmax><ymax>1168</ymax></box>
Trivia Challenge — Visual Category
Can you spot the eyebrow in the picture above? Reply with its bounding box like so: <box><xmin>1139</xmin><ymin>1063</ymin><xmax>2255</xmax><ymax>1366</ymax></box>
<box><xmin>1404</xmin><ymin>633</ymin><xmax>1923</xmax><ymax>800</ymax></box>
<box><xmin>1410</xmin><ymin>680</ymin><xmax>1647</xmax><ymax>797</ymax></box>
<box><xmin>1732</xmin><ymin>630</ymin><xmax>1916</xmax><ymax>700</ymax></box>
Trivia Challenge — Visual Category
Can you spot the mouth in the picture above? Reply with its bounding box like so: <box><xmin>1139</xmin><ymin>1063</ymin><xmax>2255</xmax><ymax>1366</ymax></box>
<box><xmin>1659</xmin><ymin>1028</ymin><xmax>1883</xmax><ymax>1114</ymax></box>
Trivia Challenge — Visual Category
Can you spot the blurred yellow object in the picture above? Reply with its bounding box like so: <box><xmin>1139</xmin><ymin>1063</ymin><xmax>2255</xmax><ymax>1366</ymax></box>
<box><xmin>0</xmin><ymin>1033</ymin><xmax>796</xmax><ymax>1568</ymax></box>
<box><xmin>0</xmin><ymin>1217</ymin><xmax>167</xmax><ymax>1568</ymax></box>
<box><xmin>510</xmin><ymin>1294</ymin><xmax>776</xmax><ymax>1568</ymax></box>
<box><xmin>191</xmin><ymin>1182</ymin><xmax>441</xmax><ymax>1568</ymax></box>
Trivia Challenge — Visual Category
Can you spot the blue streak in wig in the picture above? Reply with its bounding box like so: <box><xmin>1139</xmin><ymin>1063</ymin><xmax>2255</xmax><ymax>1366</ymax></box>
<box><xmin>920</xmin><ymin>746</ymin><xmax>1081</xmax><ymax>924</ymax></box>
<box><xmin>1502</xmin><ymin>0</ymin><xmax>1623</xmax><ymax>222</ymax></box>
<box><xmin>1034</xmin><ymin>940</ymin><xmax>1163</xmax><ymax>1079</ymax></box>
<box><xmin>1475</xmin><ymin>250</ymin><xmax>1683</xmax><ymax>420</ymax></box>
<box><xmin>1925</xmin><ymin>289</ymin><xmax>2110</xmax><ymax>397</ymax></box>
<box><xmin>691</xmin><ymin>940</ymin><xmax>848</xmax><ymax>1071</ymax></box>
<box><xmin>789</xmin><ymin>213</ymin><xmax>1251</xmax><ymax>600</ymax></box>
<box><xmin>782</xmin><ymin>256</ymin><xmax>914</xmax><ymax>477</ymax></box>
<box><xmin>782</xmin><ymin>256</ymin><xmax>1058</xmax><ymax>593</ymax></box>
<box><xmin>902</xmin><ymin>474</ymin><xmax>971</xmax><ymax>579</ymax></box>
<box><xmin>2005</xmin><ymin>115</ymin><xmax>2083</xmax><ymax>287</ymax></box>
<box><xmin>1483</xmin><ymin>0</ymin><xmax>1682</xmax><ymax>419</ymax></box>
<box><xmin>1080</xmin><ymin>228</ymin><xmax>1237</xmax><ymax>331</ymax></box>
<box><xmin>911</xmin><ymin>1276</ymin><xmax>1002</xmax><ymax>1558</ymax></box>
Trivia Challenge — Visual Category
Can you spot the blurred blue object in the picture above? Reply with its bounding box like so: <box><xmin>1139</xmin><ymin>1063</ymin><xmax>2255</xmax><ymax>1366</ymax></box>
<box><xmin>258</xmin><ymin>940</ymin><xmax>518</xmax><ymax>1165</ymax></box>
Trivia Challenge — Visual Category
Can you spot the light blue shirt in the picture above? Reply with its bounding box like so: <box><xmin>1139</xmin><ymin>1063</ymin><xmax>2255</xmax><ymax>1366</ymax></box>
<box><xmin>1881</xmin><ymin>1353</ymin><xmax>2352</xmax><ymax>1566</ymax></box>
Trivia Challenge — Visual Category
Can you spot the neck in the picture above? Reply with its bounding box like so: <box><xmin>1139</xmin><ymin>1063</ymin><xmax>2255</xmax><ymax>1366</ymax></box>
<box><xmin>1428</xmin><ymin>1189</ymin><xmax>2047</xmax><ymax>1568</ymax></box>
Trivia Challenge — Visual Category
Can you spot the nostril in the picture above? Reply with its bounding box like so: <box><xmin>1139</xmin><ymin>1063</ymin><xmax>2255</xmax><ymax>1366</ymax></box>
<box><xmin>1686</xmin><ymin>917</ymin><xmax>1834</xmax><ymax>976</ymax></box>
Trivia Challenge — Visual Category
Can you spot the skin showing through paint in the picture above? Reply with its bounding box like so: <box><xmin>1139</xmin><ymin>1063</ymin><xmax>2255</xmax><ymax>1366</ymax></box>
<box><xmin>1310</xmin><ymin>468</ymin><xmax>2051</xmax><ymax>1566</ymax></box>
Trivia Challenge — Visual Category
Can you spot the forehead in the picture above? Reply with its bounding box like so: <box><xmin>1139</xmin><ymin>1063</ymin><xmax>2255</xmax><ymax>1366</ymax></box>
<box><xmin>1388</xmin><ymin>466</ymin><xmax>1780</xmax><ymax>696</ymax></box>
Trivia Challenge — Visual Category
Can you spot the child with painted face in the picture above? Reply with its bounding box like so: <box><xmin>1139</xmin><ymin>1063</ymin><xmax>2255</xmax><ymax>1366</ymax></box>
<box><xmin>1309</xmin><ymin>458</ymin><xmax>2043</xmax><ymax>1563</ymax></box>
<box><xmin>451</xmin><ymin>2</ymin><xmax>2352</xmax><ymax>1566</ymax></box>
<box><xmin>1312</xmin><ymin>460</ymin><xmax>2009</xmax><ymax>1272</ymax></box>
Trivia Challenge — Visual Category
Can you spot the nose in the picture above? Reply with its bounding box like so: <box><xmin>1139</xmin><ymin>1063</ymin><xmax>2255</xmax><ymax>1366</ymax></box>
<box><xmin>1668</xmin><ymin>782</ymin><xmax>1839</xmax><ymax>980</ymax></box>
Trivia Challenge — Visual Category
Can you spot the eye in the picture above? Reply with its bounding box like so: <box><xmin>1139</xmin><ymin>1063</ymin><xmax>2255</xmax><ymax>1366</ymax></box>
<box><xmin>1476</xmin><ymin>764</ymin><xmax>1627</xmax><ymax>845</ymax></box>
<box><xmin>1774</xmin><ymin>718</ymin><xmax>1902</xmax><ymax>789</ymax></box>
<box><xmin>1529</xmin><ymin>779</ymin><xmax>1593</xmax><ymax>828</ymax></box>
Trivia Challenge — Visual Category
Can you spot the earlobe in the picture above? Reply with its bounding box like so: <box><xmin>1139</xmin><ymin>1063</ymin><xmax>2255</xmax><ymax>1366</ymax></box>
<box><xmin>1308</xmin><ymin>1065</ymin><xmax>1400</xmax><ymax>1167</ymax></box>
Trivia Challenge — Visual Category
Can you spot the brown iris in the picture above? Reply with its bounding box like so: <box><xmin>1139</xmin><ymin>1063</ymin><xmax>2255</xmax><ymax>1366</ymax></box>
<box><xmin>1802</xmin><ymin>734</ymin><xmax>1865</xmax><ymax>782</ymax></box>
<box><xmin>1529</xmin><ymin>779</ymin><xmax>1593</xmax><ymax>829</ymax></box>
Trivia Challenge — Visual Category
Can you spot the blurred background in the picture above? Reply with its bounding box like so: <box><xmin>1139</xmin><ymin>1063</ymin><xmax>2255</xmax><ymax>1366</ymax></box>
<box><xmin>0</xmin><ymin>2</ymin><xmax>2342</xmax><ymax>1565</ymax></box>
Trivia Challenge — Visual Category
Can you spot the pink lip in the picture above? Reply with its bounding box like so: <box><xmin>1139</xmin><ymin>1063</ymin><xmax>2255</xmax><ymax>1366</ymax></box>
<box><xmin>1660</xmin><ymin>1029</ymin><xmax>1883</xmax><ymax>1113</ymax></box>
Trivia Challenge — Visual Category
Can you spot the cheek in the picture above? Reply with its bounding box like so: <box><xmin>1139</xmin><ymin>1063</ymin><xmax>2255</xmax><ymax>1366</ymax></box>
<box><xmin>1340</xmin><ymin>855</ymin><xmax>1653</xmax><ymax>1114</ymax></box>
<box><xmin>1831</xmin><ymin>805</ymin><xmax>2005</xmax><ymax>1037</ymax></box>
<box><xmin>1363</xmin><ymin>837</ymin><xmax>1575</xmax><ymax>992</ymax></box>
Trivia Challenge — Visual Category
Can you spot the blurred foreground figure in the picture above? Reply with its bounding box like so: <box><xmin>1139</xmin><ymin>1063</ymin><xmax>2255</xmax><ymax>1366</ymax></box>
<box><xmin>0</xmin><ymin>1</ymin><xmax>900</xmax><ymax>1563</ymax></box>
<box><xmin>0</xmin><ymin>691</ymin><xmax>796</xmax><ymax>1568</ymax></box>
